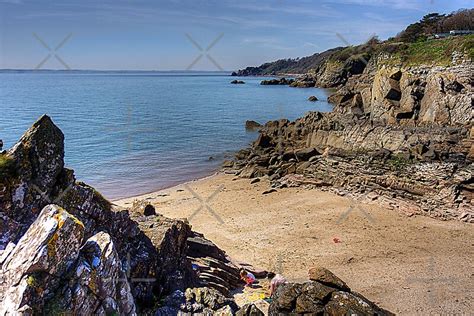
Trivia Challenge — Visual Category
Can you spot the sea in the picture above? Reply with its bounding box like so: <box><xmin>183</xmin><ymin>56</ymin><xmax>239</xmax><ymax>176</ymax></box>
<box><xmin>0</xmin><ymin>71</ymin><xmax>333</xmax><ymax>199</ymax></box>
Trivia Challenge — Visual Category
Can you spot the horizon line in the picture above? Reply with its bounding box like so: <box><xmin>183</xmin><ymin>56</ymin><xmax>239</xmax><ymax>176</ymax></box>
<box><xmin>0</xmin><ymin>69</ymin><xmax>235</xmax><ymax>73</ymax></box>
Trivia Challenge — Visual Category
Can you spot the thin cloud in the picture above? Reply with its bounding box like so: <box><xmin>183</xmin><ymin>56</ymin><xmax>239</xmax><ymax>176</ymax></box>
<box><xmin>321</xmin><ymin>0</ymin><xmax>424</xmax><ymax>11</ymax></box>
<box><xmin>303</xmin><ymin>42</ymin><xmax>320</xmax><ymax>49</ymax></box>
<box><xmin>16</xmin><ymin>2</ymin><xmax>282</xmax><ymax>30</ymax></box>
<box><xmin>228</xmin><ymin>2</ymin><xmax>342</xmax><ymax>18</ymax></box>
<box><xmin>0</xmin><ymin>0</ymin><xmax>23</xmax><ymax>4</ymax></box>
<box><xmin>242</xmin><ymin>37</ymin><xmax>298</xmax><ymax>50</ymax></box>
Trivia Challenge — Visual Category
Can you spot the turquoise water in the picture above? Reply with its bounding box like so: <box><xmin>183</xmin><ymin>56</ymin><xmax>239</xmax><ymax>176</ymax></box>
<box><xmin>0</xmin><ymin>72</ymin><xmax>332</xmax><ymax>199</ymax></box>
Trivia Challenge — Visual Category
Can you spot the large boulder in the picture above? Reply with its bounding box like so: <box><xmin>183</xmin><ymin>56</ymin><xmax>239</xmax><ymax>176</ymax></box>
<box><xmin>418</xmin><ymin>66</ymin><xmax>473</xmax><ymax>125</ymax></box>
<box><xmin>47</xmin><ymin>232</ymin><xmax>136</xmax><ymax>315</ymax></box>
<box><xmin>1</xmin><ymin>115</ymin><xmax>65</xmax><ymax>240</ymax></box>
<box><xmin>325</xmin><ymin>291</ymin><xmax>389</xmax><ymax>316</ymax></box>
<box><xmin>308</xmin><ymin>266</ymin><xmax>350</xmax><ymax>291</ymax></box>
<box><xmin>0</xmin><ymin>205</ymin><xmax>137</xmax><ymax>316</ymax></box>
<box><xmin>269</xmin><ymin>268</ymin><xmax>393</xmax><ymax>315</ymax></box>
<box><xmin>155</xmin><ymin>287</ymin><xmax>237</xmax><ymax>315</ymax></box>
<box><xmin>0</xmin><ymin>205</ymin><xmax>85</xmax><ymax>315</ymax></box>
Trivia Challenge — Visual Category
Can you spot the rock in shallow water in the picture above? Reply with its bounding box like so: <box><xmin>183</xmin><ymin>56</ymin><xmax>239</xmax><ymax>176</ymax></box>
<box><xmin>245</xmin><ymin>120</ymin><xmax>262</xmax><ymax>131</ymax></box>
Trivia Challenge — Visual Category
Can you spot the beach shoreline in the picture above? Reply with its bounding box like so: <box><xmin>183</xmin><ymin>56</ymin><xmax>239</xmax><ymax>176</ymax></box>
<box><xmin>115</xmin><ymin>172</ymin><xmax>474</xmax><ymax>315</ymax></box>
<box><xmin>111</xmin><ymin>170</ymin><xmax>222</xmax><ymax>202</ymax></box>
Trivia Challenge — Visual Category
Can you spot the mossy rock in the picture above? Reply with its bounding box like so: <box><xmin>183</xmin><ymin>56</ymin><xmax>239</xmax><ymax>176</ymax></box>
<box><xmin>0</xmin><ymin>153</ymin><xmax>16</xmax><ymax>178</ymax></box>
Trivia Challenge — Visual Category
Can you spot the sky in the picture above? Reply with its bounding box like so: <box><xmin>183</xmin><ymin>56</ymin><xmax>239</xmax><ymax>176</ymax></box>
<box><xmin>0</xmin><ymin>0</ymin><xmax>471</xmax><ymax>70</ymax></box>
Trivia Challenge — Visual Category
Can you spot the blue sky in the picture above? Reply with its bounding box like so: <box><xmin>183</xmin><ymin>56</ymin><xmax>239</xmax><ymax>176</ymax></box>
<box><xmin>0</xmin><ymin>0</ymin><xmax>471</xmax><ymax>70</ymax></box>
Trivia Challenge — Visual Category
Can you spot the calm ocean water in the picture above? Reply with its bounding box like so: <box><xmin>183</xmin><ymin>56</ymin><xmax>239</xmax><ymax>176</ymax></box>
<box><xmin>0</xmin><ymin>72</ymin><xmax>332</xmax><ymax>199</ymax></box>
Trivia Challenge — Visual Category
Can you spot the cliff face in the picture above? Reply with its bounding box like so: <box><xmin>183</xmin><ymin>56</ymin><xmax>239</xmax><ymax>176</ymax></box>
<box><xmin>330</xmin><ymin>61</ymin><xmax>473</xmax><ymax>126</ymax></box>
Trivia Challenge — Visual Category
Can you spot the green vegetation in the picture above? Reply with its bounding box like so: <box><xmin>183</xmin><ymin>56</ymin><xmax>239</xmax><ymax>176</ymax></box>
<box><xmin>0</xmin><ymin>154</ymin><xmax>16</xmax><ymax>178</ymax></box>
<box><xmin>330</xmin><ymin>36</ymin><xmax>380</xmax><ymax>63</ymax></box>
<box><xmin>381</xmin><ymin>35</ymin><xmax>474</xmax><ymax>66</ymax></box>
<box><xmin>234</xmin><ymin>9</ymin><xmax>473</xmax><ymax>75</ymax></box>
<box><xmin>396</xmin><ymin>10</ymin><xmax>473</xmax><ymax>43</ymax></box>
<box><xmin>26</xmin><ymin>274</ymin><xmax>40</xmax><ymax>288</ymax></box>
<box><xmin>388</xmin><ymin>154</ymin><xmax>413</xmax><ymax>171</ymax></box>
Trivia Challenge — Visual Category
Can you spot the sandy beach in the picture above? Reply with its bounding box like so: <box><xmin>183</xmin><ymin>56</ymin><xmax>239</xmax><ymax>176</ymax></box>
<box><xmin>115</xmin><ymin>172</ymin><xmax>474</xmax><ymax>315</ymax></box>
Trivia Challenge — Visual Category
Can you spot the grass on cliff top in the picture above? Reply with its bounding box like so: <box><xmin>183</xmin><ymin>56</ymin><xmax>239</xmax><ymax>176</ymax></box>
<box><xmin>0</xmin><ymin>154</ymin><xmax>16</xmax><ymax>178</ymax></box>
<box><xmin>383</xmin><ymin>35</ymin><xmax>474</xmax><ymax>66</ymax></box>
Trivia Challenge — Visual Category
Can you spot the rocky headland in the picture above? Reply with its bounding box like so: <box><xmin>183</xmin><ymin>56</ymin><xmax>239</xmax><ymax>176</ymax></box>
<box><xmin>227</xmin><ymin>15</ymin><xmax>473</xmax><ymax>223</ymax></box>
<box><xmin>226</xmin><ymin>61</ymin><xmax>473</xmax><ymax>222</ymax></box>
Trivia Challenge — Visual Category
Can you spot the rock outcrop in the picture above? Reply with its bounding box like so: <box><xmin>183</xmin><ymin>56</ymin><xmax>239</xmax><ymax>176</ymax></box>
<box><xmin>333</xmin><ymin>63</ymin><xmax>474</xmax><ymax>126</ymax></box>
<box><xmin>260</xmin><ymin>78</ymin><xmax>294</xmax><ymax>85</ymax></box>
<box><xmin>47</xmin><ymin>231</ymin><xmax>136</xmax><ymax>315</ymax></box>
<box><xmin>0</xmin><ymin>115</ymin><xmax>199</xmax><ymax>308</ymax></box>
<box><xmin>226</xmin><ymin>62</ymin><xmax>473</xmax><ymax>222</ymax></box>
<box><xmin>0</xmin><ymin>117</ymin><xmax>195</xmax><ymax>312</ymax></box>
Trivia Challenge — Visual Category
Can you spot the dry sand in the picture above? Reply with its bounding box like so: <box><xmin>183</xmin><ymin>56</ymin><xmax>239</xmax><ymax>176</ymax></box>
<box><xmin>115</xmin><ymin>173</ymin><xmax>474</xmax><ymax>315</ymax></box>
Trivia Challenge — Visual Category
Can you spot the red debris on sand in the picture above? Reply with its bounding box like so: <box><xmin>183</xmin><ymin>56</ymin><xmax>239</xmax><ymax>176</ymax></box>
<box><xmin>333</xmin><ymin>237</ymin><xmax>341</xmax><ymax>243</ymax></box>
